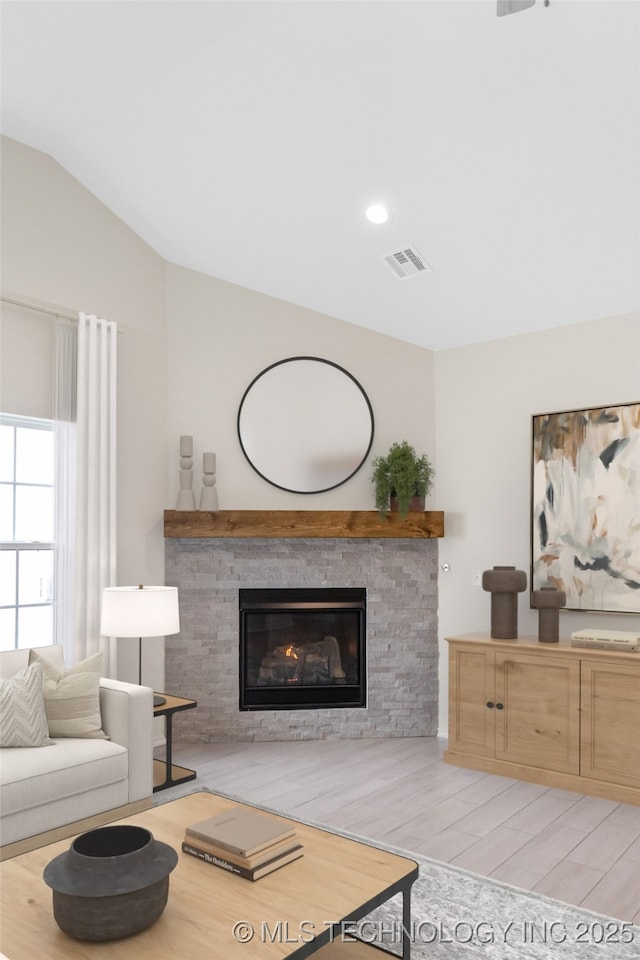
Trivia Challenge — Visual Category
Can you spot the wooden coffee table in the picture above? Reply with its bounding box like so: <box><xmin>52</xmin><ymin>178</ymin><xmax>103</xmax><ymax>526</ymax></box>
<box><xmin>0</xmin><ymin>792</ymin><xmax>418</xmax><ymax>959</ymax></box>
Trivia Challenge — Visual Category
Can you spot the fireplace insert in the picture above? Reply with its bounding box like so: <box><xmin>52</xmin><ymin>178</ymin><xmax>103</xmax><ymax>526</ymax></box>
<box><xmin>239</xmin><ymin>588</ymin><xmax>366</xmax><ymax>710</ymax></box>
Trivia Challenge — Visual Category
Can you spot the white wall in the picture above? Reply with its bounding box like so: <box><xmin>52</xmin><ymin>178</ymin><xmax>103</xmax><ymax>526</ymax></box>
<box><xmin>165</xmin><ymin>263</ymin><xmax>436</xmax><ymax>510</ymax></box>
<box><xmin>1</xmin><ymin>136</ymin><xmax>169</xmax><ymax>687</ymax></box>
<box><xmin>4</xmin><ymin>136</ymin><xmax>638</xmax><ymax>737</ymax></box>
<box><xmin>434</xmin><ymin>313</ymin><xmax>640</xmax><ymax>735</ymax></box>
<box><xmin>1</xmin><ymin>138</ymin><xmax>437</xmax><ymax>692</ymax></box>
<box><xmin>0</xmin><ymin>302</ymin><xmax>54</xmax><ymax>419</ymax></box>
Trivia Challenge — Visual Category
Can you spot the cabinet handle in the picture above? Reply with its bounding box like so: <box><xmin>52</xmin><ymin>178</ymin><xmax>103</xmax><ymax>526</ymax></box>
<box><xmin>496</xmin><ymin>703</ymin><xmax>504</xmax><ymax>710</ymax></box>
<box><xmin>486</xmin><ymin>701</ymin><xmax>494</xmax><ymax>708</ymax></box>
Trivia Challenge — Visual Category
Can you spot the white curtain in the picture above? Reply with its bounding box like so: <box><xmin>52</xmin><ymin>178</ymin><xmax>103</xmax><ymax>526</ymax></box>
<box><xmin>53</xmin><ymin>320</ymin><xmax>77</xmax><ymax>664</ymax></box>
<box><xmin>54</xmin><ymin>313</ymin><xmax>117</xmax><ymax>674</ymax></box>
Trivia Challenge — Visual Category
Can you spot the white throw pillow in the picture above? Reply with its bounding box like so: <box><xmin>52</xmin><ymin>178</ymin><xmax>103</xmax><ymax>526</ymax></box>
<box><xmin>0</xmin><ymin>661</ymin><xmax>54</xmax><ymax>747</ymax></box>
<box><xmin>29</xmin><ymin>650</ymin><xmax>109</xmax><ymax>739</ymax></box>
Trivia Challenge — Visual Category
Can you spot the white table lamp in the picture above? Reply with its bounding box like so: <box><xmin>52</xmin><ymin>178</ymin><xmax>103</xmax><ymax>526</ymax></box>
<box><xmin>100</xmin><ymin>585</ymin><xmax>180</xmax><ymax>707</ymax></box>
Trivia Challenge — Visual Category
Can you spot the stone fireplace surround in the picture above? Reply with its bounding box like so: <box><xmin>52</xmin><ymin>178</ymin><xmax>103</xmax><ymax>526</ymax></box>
<box><xmin>164</xmin><ymin>529</ymin><xmax>440</xmax><ymax>742</ymax></box>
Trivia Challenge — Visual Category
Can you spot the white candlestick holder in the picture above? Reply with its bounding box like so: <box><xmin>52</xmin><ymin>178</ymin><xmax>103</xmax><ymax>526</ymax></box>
<box><xmin>176</xmin><ymin>435</ymin><xmax>196</xmax><ymax>510</ymax></box>
<box><xmin>199</xmin><ymin>452</ymin><xmax>219</xmax><ymax>511</ymax></box>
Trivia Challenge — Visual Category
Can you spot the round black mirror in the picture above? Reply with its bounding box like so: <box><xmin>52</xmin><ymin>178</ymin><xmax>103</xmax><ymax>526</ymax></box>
<box><xmin>237</xmin><ymin>357</ymin><xmax>374</xmax><ymax>494</ymax></box>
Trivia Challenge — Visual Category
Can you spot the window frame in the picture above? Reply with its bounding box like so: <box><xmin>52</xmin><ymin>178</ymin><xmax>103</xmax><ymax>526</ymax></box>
<box><xmin>0</xmin><ymin>413</ymin><xmax>55</xmax><ymax>650</ymax></box>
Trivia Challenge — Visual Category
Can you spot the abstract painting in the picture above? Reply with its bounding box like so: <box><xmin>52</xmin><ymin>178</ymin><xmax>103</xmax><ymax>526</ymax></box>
<box><xmin>531</xmin><ymin>402</ymin><xmax>640</xmax><ymax>613</ymax></box>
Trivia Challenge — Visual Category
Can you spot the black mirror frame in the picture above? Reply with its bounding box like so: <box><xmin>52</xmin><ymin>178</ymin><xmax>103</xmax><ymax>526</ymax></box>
<box><xmin>237</xmin><ymin>356</ymin><xmax>375</xmax><ymax>494</ymax></box>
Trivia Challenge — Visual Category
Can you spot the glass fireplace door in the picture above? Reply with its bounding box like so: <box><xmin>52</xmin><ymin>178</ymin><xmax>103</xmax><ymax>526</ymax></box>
<box><xmin>239</xmin><ymin>588</ymin><xmax>366</xmax><ymax>710</ymax></box>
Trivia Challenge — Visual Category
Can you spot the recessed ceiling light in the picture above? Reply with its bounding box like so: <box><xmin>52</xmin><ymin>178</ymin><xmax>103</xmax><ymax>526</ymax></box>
<box><xmin>365</xmin><ymin>204</ymin><xmax>389</xmax><ymax>225</ymax></box>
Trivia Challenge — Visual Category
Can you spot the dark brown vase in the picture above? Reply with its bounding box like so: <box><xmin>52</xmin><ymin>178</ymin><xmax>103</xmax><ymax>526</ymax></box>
<box><xmin>389</xmin><ymin>495</ymin><xmax>425</xmax><ymax>514</ymax></box>
<box><xmin>532</xmin><ymin>586</ymin><xmax>566</xmax><ymax>642</ymax></box>
<box><xmin>482</xmin><ymin>565</ymin><xmax>527</xmax><ymax>639</ymax></box>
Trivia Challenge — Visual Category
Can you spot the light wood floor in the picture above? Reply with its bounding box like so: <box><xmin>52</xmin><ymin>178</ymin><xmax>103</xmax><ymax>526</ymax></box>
<box><xmin>157</xmin><ymin>736</ymin><xmax>640</xmax><ymax>925</ymax></box>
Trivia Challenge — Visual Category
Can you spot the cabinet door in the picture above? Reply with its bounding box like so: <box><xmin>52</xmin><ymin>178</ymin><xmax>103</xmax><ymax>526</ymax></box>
<box><xmin>580</xmin><ymin>660</ymin><xmax>640</xmax><ymax>788</ymax></box>
<box><xmin>494</xmin><ymin>652</ymin><xmax>580</xmax><ymax>774</ymax></box>
<box><xmin>448</xmin><ymin>644</ymin><xmax>494</xmax><ymax>758</ymax></box>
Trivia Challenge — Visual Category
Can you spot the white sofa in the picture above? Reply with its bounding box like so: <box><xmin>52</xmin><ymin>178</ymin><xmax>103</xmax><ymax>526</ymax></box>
<box><xmin>0</xmin><ymin>645</ymin><xmax>153</xmax><ymax>859</ymax></box>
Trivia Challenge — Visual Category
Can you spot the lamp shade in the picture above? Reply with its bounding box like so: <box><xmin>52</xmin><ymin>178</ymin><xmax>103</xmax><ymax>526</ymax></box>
<box><xmin>100</xmin><ymin>586</ymin><xmax>180</xmax><ymax>638</ymax></box>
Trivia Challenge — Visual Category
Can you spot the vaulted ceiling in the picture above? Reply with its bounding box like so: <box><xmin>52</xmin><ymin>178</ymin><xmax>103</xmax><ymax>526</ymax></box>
<box><xmin>1</xmin><ymin>1</ymin><xmax>638</xmax><ymax>350</ymax></box>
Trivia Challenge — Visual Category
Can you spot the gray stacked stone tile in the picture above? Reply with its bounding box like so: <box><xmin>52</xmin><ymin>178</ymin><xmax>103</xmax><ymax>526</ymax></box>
<box><xmin>165</xmin><ymin>538</ymin><xmax>438</xmax><ymax>741</ymax></box>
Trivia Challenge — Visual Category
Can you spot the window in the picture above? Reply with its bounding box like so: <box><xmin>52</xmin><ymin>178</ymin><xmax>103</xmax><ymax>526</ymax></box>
<box><xmin>0</xmin><ymin>415</ymin><xmax>54</xmax><ymax>650</ymax></box>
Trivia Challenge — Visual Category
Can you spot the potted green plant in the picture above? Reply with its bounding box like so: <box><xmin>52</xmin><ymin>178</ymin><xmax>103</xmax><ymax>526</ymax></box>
<box><xmin>371</xmin><ymin>440</ymin><xmax>434</xmax><ymax>519</ymax></box>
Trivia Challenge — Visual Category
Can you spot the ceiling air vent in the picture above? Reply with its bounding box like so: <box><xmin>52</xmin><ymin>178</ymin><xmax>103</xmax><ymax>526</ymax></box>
<box><xmin>381</xmin><ymin>245</ymin><xmax>432</xmax><ymax>280</ymax></box>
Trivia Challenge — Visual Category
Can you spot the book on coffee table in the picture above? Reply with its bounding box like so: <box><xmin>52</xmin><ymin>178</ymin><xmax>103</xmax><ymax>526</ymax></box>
<box><xmin>182</xmin><ymin>831</ymin><xmax>302</xmax><ymax>869</ymax></box>
<box><xmin>185</xmin><ymin>806</ymin><xmax>296</xmax><ymax>858</ymax></box>
<box><xmin>181</xmin><ymin>839</ymin><xmax>304</xmax><ymax>881</ymax></box>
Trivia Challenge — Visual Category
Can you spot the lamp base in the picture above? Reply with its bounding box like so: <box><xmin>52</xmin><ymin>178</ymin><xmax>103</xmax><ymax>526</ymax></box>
<box><xmin>153</xmin><ymin>695</ymin><xmax>167</xmax><ymax>708</ymax></box>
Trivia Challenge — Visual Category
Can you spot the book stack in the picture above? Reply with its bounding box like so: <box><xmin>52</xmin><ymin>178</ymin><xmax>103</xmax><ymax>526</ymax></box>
<box><xmin>181</xmin><ymin>806</ymin><xmax>303</xmax><ymax>881</ymax></box>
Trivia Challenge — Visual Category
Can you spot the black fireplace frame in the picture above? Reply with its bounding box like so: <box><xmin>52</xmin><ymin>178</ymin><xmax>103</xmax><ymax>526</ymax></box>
<box><xmin>239</xmin><ymin>587</ymin><xmax>366</xmax><ymax>711</ymax></box>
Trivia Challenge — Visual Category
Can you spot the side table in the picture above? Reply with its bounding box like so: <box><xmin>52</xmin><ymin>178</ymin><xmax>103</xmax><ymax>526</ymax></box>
<box><xmin>153</xmin><ymin>693</ymin><xmax>197</xmax><ymax>793</ymax></box>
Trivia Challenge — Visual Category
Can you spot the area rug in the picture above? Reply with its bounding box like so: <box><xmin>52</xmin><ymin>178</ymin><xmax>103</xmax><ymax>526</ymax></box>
<box><xmin>155</xmin><ymin>786</ymin><xmax>639</xmax><ymax>958</ymax></box>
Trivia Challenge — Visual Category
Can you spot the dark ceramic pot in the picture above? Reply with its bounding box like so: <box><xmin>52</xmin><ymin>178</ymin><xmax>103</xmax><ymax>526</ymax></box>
<box><xmin>482</xmin><ymin>565</ymin><xmax>528</xmax><ymax>639</ymax></box>
<box><xmin>43</xmin><ymin>825</ymin><xmax>178</xmax><ymax>941</ymax></box>
<box><xmin>389</xmin><ymin>494</ymin><xmax>425</xmax><ymax>514</ymax></box>
<box><xmin>532</xmin><ymin>586</ymin><xmax>566</xmax><ymax>642</ymax></box>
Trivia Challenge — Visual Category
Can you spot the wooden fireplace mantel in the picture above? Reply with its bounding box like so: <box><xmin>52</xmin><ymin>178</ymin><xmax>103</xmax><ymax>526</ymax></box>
<box><xmin>164</xmin><ymin>509</ymin><xmax>444</xmax><ymax>539</ymax></box>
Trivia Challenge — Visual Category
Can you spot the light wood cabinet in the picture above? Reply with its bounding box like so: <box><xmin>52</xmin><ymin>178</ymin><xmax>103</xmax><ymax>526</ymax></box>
<box><xmin>580</xmin><ymin>658</ymin><xmax>640</xmax><ymax>790</ymax></box>
<box><xmin>448</xmin><ymin>643</ymin><xmax>495</xmax><ymax>759</ymax></box>
<box><xmin>495</xmin><ymin>650</ymin><xmax>580</xmax><ymax>773</ymax></box>
<box><xmin>445</xmin><ymin>633</ymin><xmax>640</xmax><ymax>806</ymax></box>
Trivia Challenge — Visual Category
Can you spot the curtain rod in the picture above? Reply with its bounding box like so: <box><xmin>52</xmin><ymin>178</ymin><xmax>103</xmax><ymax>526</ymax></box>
<box><xmin>1</xmin><ymin>294</ymin><xmax>123</xmax><ymax>331</ymax></box>
<box><xmin>1</xmin><ymin>293</ymin><xmax>77</xmax><ymax>323</ymax></box>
